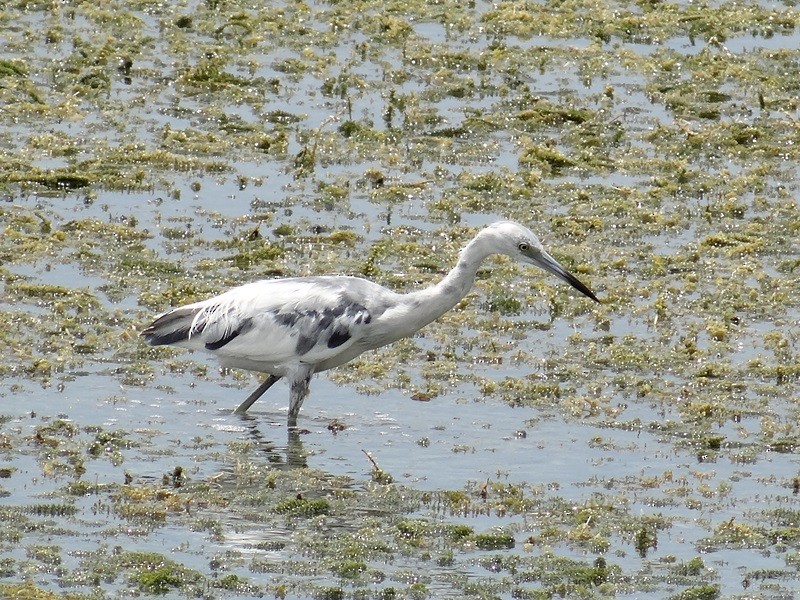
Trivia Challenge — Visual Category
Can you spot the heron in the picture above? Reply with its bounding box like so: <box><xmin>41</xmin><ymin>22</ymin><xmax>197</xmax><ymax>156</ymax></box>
<box><xmin>141</xmin><ymin>221</ymin><xmax>599</xmax><ymax>425</ymax></box>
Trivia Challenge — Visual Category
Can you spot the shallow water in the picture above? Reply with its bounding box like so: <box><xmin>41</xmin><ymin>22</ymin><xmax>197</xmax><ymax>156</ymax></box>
<box><xmin>4</xmin><ymin>356</ymin><xmax>800</xmax><ymax>597</ymax></box>
<box><xmin>2</xmin><ymin>0</ymin><xmax>800</xmax><ymax>598</ymax></box>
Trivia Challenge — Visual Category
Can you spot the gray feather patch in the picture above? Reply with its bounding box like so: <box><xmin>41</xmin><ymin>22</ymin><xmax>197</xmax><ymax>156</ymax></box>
<box><xmin>272</xmin><ymin>301</ymin><xmax>371</xmax><ymax>356</ymax></box>
<box><xmin>205</xmin><ymin>317</ymin><xmax>253</xmax><ymax>350</ymax></box>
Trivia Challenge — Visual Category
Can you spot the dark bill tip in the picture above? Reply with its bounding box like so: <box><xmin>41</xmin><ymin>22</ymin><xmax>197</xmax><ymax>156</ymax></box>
<box><xmin>536</xmin><ymin>250</ymin><xmax>600</xmax><ymax>303</ymax></box>
<box><xmin>560</xmin><ymin>269</ymin><xmax>600</xmax><ymax>303</ymax></box>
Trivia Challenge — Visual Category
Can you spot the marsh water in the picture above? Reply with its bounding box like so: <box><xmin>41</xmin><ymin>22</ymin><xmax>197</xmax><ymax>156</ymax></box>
<box><xmin>2</xmin><ymin>1</ymin><xmax>800</xmax><ymax>598</ymax></box>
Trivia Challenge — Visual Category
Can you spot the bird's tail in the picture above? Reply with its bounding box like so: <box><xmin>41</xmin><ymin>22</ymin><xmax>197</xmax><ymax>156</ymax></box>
<box><xmin>141</xmin><ymin>307</ymin><xmax>203</xmax><ymax>346</ymax></box>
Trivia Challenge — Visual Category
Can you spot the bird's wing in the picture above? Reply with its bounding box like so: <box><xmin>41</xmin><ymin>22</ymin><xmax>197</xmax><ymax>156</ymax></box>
<box><xmin>142</xmin><ymin>277</ymin><xmax>390</xmax><ymax>370</ymax></box>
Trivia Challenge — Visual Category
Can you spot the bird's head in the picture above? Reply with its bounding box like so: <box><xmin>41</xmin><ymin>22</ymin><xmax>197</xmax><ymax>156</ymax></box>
<box><xmin>483</xmin><ymin>221</ymin><xmax>599</xmax><ymax>303</ymax></box>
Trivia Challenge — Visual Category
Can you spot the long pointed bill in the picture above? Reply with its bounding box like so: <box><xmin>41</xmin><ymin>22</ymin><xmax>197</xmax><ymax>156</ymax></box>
<box><xmin>533</xmin><ymin>250</ymin><xmax>600</xmax><ymax>303</ymax></box>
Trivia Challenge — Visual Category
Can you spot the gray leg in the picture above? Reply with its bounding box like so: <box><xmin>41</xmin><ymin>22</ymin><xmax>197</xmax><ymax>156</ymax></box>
<box><xmin>287</xmin><ymin>371</ymin><xmax>313</xmax><ymax>427</ymax></box>
<box><xmin>234</xmin><ymin>375</ymin><xmax>280</xmax><ymax>414</ymax></box>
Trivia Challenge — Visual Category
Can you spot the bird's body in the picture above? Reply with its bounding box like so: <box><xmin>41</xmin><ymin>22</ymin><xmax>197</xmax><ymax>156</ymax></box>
<box><xmin>142</xmin><ymin>221</ymin><xmax>599</xmax><ymax>424</ymax></box>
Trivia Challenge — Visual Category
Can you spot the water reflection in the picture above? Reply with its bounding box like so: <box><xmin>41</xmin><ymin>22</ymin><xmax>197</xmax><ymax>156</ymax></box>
<box><xmin>234</xmin><ymin>412</ymin><xmax>308</xmax><ymax>469</ymax></box>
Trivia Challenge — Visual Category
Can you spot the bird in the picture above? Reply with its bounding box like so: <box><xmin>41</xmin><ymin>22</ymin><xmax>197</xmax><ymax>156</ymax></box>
<box><xmin>141</xmin><ymin>221</ymin><xmax>599</xmax><ymax>425</ymax></box>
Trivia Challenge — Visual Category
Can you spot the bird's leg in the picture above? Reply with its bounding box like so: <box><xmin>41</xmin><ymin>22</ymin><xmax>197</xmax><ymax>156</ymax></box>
<box><xmin>234</xmin><ymin>374</ymin><xmax>280</xmax><ymax>414</ymax></box>
<box><xmin>287</xmin><ymin>370</ymin><xmax>313</xmax><ymax>427</ymax></box>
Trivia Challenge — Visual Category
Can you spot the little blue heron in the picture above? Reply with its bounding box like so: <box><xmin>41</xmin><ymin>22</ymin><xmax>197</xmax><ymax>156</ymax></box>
<box><xmin>141</xmin><ymin>221</ymin><xmax>598</xmax><ymax>424</ymax></box>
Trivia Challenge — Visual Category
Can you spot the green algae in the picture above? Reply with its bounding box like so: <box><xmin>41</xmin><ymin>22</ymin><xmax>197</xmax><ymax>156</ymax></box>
<box><xmin>136</xmin><ymin>565</ymin><xmax>185</xmax><ymax>593</ymax></box>
<box><xmin>0</xmin><ymin>581</ymin><xmax>84</xmax><ymax>600</ymax></box>
<box><xmin>474</xmin><ymin>531</ymin><xmax>515</xmax><ymax>550</ymax></box>
<box><xmin>112</xmin><ymin>550</ymin><xmax>203</xmax><ymax>593</ymax></box>
<box><xmin>0</xmin><ymin>0</ymin><xmax>799</xmax><ymax>597</ymax></box>
<box><xmin>668</xmin><ymin>584</ymin><xmax>720</xmax><ymax>600</ymax></box>
<box><xmin>274</xmin><ymin>496</ymin><xmax>331</xmax><ymax>517</ymax></box>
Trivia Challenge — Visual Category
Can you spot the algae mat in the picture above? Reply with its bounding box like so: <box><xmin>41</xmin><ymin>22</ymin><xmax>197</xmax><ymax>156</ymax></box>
<box><xmin>1</xmin><ymin>0</ymin><xmax>799</xmax><ymax>598</ymax></box>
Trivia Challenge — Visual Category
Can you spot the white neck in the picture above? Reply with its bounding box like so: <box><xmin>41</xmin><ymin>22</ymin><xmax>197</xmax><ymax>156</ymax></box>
<box><xmin>386</xmin><ymin>232</ymin><xmax>496</xmax><ymax>340</ymax></box>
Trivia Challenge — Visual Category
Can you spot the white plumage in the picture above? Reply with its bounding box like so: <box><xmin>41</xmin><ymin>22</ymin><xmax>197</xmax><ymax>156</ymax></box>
<box><xmin>142</xmin><ymin>221</ymin><xmax>599</xmax><ymax>424</ymax></box>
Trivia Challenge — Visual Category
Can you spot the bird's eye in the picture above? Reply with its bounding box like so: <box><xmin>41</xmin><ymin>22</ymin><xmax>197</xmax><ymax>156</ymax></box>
<box><xmin>518</xmin><ymin>242</ymin><xmax>530</xmax><ymax>252</ymax></box>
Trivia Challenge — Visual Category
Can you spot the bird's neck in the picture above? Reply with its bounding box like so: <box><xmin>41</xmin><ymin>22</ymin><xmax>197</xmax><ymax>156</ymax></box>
<box><xmin>399</xmin><ymin>234</ymin><xmax>491</xmax><ymax>331</ymax></box>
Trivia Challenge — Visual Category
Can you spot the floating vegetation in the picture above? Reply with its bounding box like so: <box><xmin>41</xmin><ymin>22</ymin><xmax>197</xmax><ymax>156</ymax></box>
<box><xmin>273</xmin><ymin>496</ymin><xmax>331</xmax><ymax>517</ymax></box>
<box><xmin>474</xmin><ymin>531</ymin><xmax>515</xmax><ymax>550</ymax></box>
<box><xmin>1</xmin><ymin>0</ymin><xmax>799</xmax><ymax>597</ymax></box>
